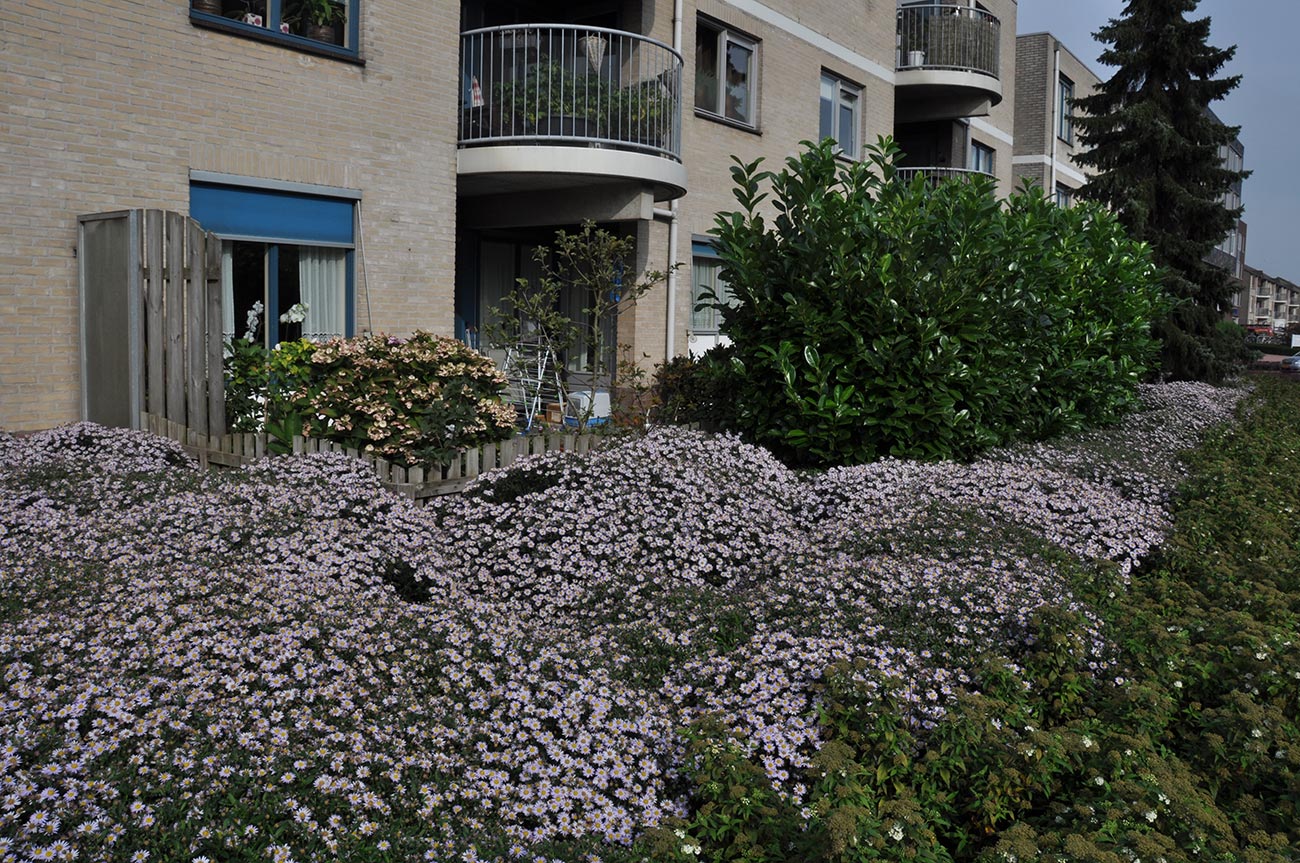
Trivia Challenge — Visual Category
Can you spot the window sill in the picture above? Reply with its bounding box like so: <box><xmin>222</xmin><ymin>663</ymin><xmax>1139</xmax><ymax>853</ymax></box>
<box><xmin>694</xmin><ymin>109</ymin><xmax>760</xmax><ymax>136</ymax></box>
<box><xmin>190</xmin><ymin>11</ymin><xmax>364</xmax><ymax>65</ymax></box>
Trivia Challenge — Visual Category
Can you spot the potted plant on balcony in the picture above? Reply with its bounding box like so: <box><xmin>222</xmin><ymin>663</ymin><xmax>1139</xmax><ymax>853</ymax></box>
<box><xmin>494</xmin><ymin>61</ymin><xmax>601</xmax><ymax>138</ymax></box>
<box><xmin>616</xmin><ymin>78</ymin><xmax>671</xmax><ymax>147</ymax></box>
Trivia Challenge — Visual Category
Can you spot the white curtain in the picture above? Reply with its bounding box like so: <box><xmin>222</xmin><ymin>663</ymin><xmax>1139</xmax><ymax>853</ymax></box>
<box><xmin>298</xmin><ymin>246</ymin><xmax>347</xmax><ymax>340</ymax></box>
<box><xmin>221</xmin><ymin>241</ymin><xmax>235</xmax><ymax>341</ymax></box>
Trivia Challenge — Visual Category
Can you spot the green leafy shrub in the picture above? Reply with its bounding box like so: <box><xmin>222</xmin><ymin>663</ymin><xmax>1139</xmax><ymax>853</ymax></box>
<box><xmin>707</xmin><ymin>138</ymin><xmax>1166</xmax><ymax>466</ymax></box>
<box><xmin>226</xmin><ymin>332</ymin><xmax>516</xmax><ymax>465</ymax></box>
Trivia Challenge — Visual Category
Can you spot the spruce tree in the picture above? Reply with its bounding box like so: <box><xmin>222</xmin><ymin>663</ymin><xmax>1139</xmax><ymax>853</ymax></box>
<box><xmin>1072</xmin><ymin>0</ymin><xmax>1249</xmax><ymax>382</ymax></box>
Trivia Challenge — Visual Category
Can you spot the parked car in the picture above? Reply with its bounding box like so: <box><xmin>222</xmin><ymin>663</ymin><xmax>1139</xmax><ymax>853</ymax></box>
<box><xmin>1281</xmin><ymin>355</ymin><xmax>1300</xmax><ymax>371</ymax></box>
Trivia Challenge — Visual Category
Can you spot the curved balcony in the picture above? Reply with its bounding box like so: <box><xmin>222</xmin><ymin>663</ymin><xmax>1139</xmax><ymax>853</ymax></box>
<box><xmin>895</xmin><ymin>4</ymin><xmax>1002</xmax><ymax>123</ymax></box>
<box><xmin>458</xmin><ymin>24</ymin><xmax>687</xmax><ymax>205</ymax></box>
<box><xmin>895</xmin><ymin>167</ymin><xmax>995</xmax><ymax>188</ymax></box>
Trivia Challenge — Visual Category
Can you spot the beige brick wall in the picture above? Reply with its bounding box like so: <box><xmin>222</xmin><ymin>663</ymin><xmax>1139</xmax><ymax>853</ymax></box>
<box><xmin>1</xmin><ymin>0</ymin><xmax>460</xmax><ymax>431</ymax></box>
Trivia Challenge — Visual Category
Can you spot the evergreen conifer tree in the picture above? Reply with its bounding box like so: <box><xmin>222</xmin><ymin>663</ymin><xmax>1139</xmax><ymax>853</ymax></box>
<box><xmin>1073</xmin><ymin>0</ymin><xmax>1249</xmax><ymax>381</ymax></box>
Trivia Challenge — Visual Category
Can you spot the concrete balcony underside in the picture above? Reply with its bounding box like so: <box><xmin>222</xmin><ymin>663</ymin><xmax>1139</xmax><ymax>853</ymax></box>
<box><xmin>894</xmin><ymin>70</ymin><xmax>1002</xmax><ymax>123</ymax></box>
<box><xmin>457</xmin><ymin>146</ymin><xmax>687</xmax><ymax>229</ymax></box>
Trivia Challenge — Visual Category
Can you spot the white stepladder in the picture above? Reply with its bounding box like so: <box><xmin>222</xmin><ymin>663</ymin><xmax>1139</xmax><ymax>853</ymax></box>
<box><xmin>502</xmin><ymin>334</ymin><xmax>566</xmax><ymax>432</ymax></box>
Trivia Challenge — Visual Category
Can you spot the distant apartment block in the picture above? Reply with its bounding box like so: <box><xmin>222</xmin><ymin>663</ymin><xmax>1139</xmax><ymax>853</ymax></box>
<box><xmin>1207</xmin><ymin>109</ymin><xmax>1248</xmax><ymax>297</ymax></box>
<box><xmin>1236</xmin><ymin>266</ymin><xmax>1299</xmax><ymax>332</ymax></box>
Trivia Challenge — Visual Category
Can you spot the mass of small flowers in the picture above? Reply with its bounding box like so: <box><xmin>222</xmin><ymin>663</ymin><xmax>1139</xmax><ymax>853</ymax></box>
<box><xmin>0</xmin><ymin>382</ymin><xmax>1246</xmax><ymax>862</ymax></box>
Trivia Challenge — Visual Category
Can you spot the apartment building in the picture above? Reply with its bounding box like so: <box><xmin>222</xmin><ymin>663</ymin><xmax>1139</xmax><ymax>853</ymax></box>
<box><xmin>1236</xmin><ymin>266</ymin><xmax>1300</xmax><ymax>333</ymax></box>
<box><xmin>1208</xmin><ymin>110</ymin><xmax>1248</xmax><ymax>297</ymax></box>
<box><xmin>2</xmin><ymin>0</ymin><xmax>1018</xmax><ymax>431</ymax></box>
<box><xmin>1011</xmin><ymin>32</ymin><xmax>1099</xmax><ymax>204</ymax></box>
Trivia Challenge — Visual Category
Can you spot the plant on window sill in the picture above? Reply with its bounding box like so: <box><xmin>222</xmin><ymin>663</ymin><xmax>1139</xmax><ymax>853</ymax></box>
<box><xmin>285</xmin><ymin>0</ymin><xmax>346</xmax><ymax>42</ymax></box>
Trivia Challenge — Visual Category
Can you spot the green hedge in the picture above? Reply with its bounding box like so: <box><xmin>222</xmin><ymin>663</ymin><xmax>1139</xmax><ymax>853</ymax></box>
<box><xmin>651</xmin><ymin>379</ymin><xmax>1300</xmax><ymax>862</ymax></box>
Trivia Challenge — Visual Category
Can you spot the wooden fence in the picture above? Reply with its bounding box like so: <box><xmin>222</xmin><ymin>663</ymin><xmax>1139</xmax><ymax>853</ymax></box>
<box><xmin>79</xmin><ymin>210</ymin><xmax>224</xmax><ymax>437</ymax></box>
<box><xmin>142</xmin><ymin>412</ymin><xmax>598</xmax><ymax>500</ymax></box>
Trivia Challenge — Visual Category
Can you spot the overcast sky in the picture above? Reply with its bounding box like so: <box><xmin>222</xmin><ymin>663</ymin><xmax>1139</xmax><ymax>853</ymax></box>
<box><xmin>1015</xmin><ymin>0</ymin><xmax>1300</xmax><ymax>281</ymax></box>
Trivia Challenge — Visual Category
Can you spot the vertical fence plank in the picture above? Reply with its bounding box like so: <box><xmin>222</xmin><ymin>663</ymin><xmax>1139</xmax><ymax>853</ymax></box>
<box><xmin>145</xmin><ymin>211</ymin><xmax>165</xmax><ymax>417</ymax></box>
<box><xmin>204</xmin><ymin>231</ymin><xmax>225</xmax><ymax>436</ymax></box>
<box><xmin>185</xmin><ymin>220</ymin><xmax>208</xmax><ymax>437</ymax></box>
<box><xmin>482</xmin><ymin>442</ymin><xmax>497</xmax><ymax>474</ymax></box>
<box><xmin>164</xmin><ymin>212</ymin><xmax>186</xmax><ymax>425</ymax></box>
<box><xmin>466</xmin><ymin>444</ymin><xmax>481</xmax><ymax>479</ymax></box>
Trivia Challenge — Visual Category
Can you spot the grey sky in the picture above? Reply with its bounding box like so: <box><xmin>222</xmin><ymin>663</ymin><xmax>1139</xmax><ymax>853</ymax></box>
<box><xmin>1015</xmin><ymin>0</ymin><xmax>1300</xmax><ymax>281</ymax></box>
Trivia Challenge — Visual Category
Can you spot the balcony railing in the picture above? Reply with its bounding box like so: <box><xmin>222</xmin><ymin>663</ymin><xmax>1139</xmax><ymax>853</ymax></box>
<box><xmin>897</xmin><ymin>4</ymin><xmax>1000</xmax><ymax>79</ymax></box>
<box><xmin>895</xmin><ymin>167</ymin><xmax>994</xmax><ymax>187</ymax></box>
<box><xmin>459</xmin><ymin>24</ymin><xmax>683</xmax><ymax>161</ymax></box>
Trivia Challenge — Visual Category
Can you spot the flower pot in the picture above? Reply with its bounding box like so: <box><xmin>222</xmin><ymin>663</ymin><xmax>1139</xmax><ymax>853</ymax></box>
<box><xmin>305</xmin><ymin>22</ymin><xmax>338</xmax><ymax>43</ymax></box>
<box><xmin>535</xmin><ymin>115</ymin><xmax>591</xmax><ymax>139</ymax></box>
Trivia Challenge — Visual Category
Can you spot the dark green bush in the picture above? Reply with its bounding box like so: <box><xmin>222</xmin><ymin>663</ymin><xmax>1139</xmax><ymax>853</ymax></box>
<box><xmin>707</xmin><ymin>138</ymin><xmax>1166</xmax><ymax>466</ymax></box>
<box><xmin>651</xmin><ymin>347</ymin><xmax>738</xmax><ymax>430</ymax></box>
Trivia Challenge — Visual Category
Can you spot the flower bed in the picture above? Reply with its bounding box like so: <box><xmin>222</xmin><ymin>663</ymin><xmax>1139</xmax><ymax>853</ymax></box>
<box><xmin>0</xmin><ymin>382</ymin><xmax>1252</xmax><ymax>862</ymax></box>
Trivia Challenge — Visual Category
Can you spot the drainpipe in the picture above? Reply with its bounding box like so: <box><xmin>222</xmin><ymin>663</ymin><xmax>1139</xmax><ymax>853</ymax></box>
<box><xmin>1049</xmin><ymin>44</ymin><xmax>1061</xmax><ymax>197</ymax></box>
<box><xmin>663</xmin><ymin>0</ymin><xmax>683</xmax><ymax>360</ymax></box>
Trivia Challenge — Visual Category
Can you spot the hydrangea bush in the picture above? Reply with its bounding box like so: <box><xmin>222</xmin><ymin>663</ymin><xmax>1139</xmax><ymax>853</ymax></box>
<box><xmin>225</xmin><ymin>331</ymin><xmax>517</xmax><ymax>465</ymax></box>
<box><xmin>0</xmin><ymin>381</ymin><xmax>1264</xmax><ymax>862</ymax></box>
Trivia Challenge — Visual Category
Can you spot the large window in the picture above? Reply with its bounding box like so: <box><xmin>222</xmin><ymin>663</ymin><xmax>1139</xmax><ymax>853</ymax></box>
<box><xmin>820</xmin><ymin>73</ymin><xmax>861</xmax><ymax>158</ymax></box>
<box><xmin>1057</xmin><ymin>75</ymin><xmax>1075</xmax><ymax>144</ymax></box>
<box><xmin>969</xmin><ymin>140</ymin><xmax>995</xmax><ymax>175</ymax></box>
<box><xmin>190</xmin><ymin>180</ymin><xmax>356</xmax><ymax>347</ymax></box>
<box><xmin>190</xmin><ymin>0</ymin><xmax>359</xmax><ymax>59</ymax></box>
<box><xmin>695</xmin><ymin>18</ymin><xmax>757</xmax><ymax>127</ymax></box>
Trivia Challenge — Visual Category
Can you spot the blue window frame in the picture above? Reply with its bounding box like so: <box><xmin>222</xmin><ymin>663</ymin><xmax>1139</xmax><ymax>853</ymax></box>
<box><xmin>189</xmin><ymin>0</ymin><xmax>361</xmax><ymax>62</ymax></box>
<box><xmin>191</xmin><ymin>181</ymin><xmax>357</xmax><ymax>346</ymax></box>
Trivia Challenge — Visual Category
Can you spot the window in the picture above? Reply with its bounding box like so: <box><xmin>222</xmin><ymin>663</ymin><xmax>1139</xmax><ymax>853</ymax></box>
<box><xmin>695</xmin><ymin>18</ymin><xmax>757</xmax><ymax>126</ymax></box>
<box><xmin>190</xmin><ymin>180</ymin><xmax>356</xmax><ymax>347</ymax></box>
<box><xmin>1054</xmin><ymin>183</ymin><xmax>1073</xmax><ymax>207</ymax></box>
<box><xmin>691</xmin><ymin>245</ymin><xmax>735</xmax><ymax>336</ymax></box>
<box><xmin>969</xmin><ymin>140</ymin><xmax>994</xmax><ymax>175</ymax></box>
<box><xmin>190</xmin><ymin>0</ymin><xmax>360</xmax><ymax>60</ymax></box>
<box><xmin>820</xmin><ymin>73</ymin><xmax>861</xmax><ymax>158</ymax></box>
<box><xmin>1057</xmin><ymin>75</ymin><xmax>1075</xmax><ymax>144</ymax></box>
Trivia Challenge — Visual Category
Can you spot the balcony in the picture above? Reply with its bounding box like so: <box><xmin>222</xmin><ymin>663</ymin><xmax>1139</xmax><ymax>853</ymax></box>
<box><xmin>457</xmin><ymin>24</ymin><xmax>687</xmax><ymax>211</ymax></box>
<box><xmin>895</xmin><ymin>4</ymin><xmax>1002</xmax><ymax>123</ymax></box>
<box><xmin>895</xmin><ymin>166</ymin><xmax>994</xmax><ymax>188</ymax></box>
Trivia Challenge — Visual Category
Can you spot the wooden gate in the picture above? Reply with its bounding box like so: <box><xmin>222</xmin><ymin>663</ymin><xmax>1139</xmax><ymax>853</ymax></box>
<box><xmin>79</xmin><ymin>209</ymin><xmax>225</xmax><ymax>436</ymax></box>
